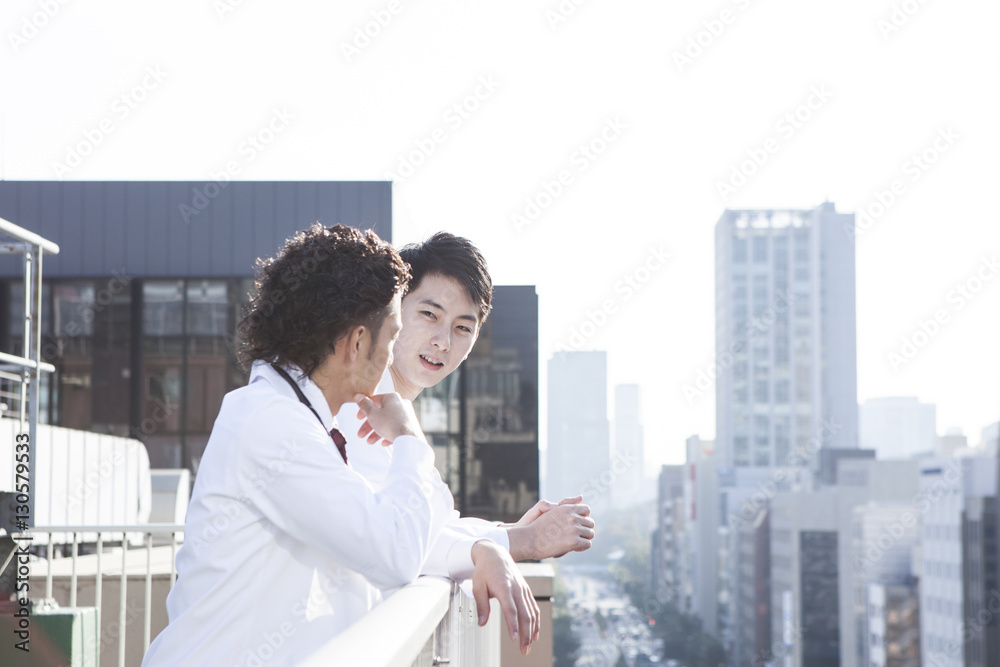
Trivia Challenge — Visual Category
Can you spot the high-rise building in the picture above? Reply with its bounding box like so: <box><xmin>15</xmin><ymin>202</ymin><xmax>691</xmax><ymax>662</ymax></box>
<box><xmin>962</xmin><ymin>496</ymin><xmax>1000</xmax><ymax>667</ymax></box>
<box><xmin>859</xmin><ymin>396</ymin><xmax>937</xmax><ymax>459</ymax></box>
<box><xmin>612</xmin><ymin>383</ymin><xmax>646</xmax><ymax>507</ymax></box>
<box><xmin>919</xmin><ymin>456</ymin><xmax>997</xmax><ymax>667</ymax></box>
<box><xmin>545</xmin><ymin>351</ymin><xmax>609</xmax><ymax>506</ymax></box>
<box><xmin>652</xmin><ymin>464</ymin><xmax>686</xmax><ymax>606</ymax></box>
<box><xmin>714</xmin><ymin>203</ymin><xmax>858</xmax><ymax>470</ymax></box>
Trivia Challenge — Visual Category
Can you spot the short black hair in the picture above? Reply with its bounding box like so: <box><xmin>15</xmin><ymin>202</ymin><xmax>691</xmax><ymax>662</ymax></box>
<box><xmin>238</xmin><ymin>223</ymin><xmax>409</xmax><ymax>377</ymax></box>
<box><xmin>398</xmin><ymin>232</ymin><xmax>493</xmax><ymax>324</ymax></box>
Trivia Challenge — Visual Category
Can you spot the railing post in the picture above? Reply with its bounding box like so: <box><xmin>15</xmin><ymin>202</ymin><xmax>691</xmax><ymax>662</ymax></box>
<box><xmin>118</xmin><ymin>532</ymin><xmax>128</xmax><ymax>667</ymax></box>
<box><xmin>70</xmin><ymin>531</ymin><xmax>78</xmax><ymax>607</ymax></box>
<box><xmin>144</xmin><ymin>532</ymin><xmax>153</xmax><ymax>651</ymax></box>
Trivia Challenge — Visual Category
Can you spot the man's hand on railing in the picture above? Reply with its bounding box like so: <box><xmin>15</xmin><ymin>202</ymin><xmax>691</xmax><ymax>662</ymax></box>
<box><xmin>506</xmin><ymin>495</ymin><xmax>596</xmax><ymax>561</ymax></box>
<box><xmin>470</xmin><ymin>540</ymin><xmax>539</xmax><ymax>656</ymax></box>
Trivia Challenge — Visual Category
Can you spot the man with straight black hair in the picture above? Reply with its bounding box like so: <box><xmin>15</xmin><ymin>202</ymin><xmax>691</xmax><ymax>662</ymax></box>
<box><xmin>340</xmin><ymin>232</ymin><xmax>595</xmax><ymax>656</ymax></box>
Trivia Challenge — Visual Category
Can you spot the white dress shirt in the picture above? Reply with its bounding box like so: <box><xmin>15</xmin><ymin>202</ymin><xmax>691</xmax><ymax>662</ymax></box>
<box><xmin>337</xmin><ymin>369</ymin><xmax>510</xmax><ymax>583</ymax></box>
<box><xmin>141</xmin><ymin>362</ymin><xmax>453</xmax><ymax>667</ymax></box>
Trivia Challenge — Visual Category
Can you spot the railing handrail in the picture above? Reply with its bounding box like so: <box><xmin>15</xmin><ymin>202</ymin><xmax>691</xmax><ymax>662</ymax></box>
<box><xmin>299</xmin><ymin>575</ymin><xmax>453</xmax><ymax>667</ymax></box>
<box><xmin>27</xmin><ymin>524</ymin><xmax>186</xmax><ymax>534</ymax></box>
<box><xmin>0</xmin><ymin>217</ymin><xmax>61</xmax><ymax>255</ymax></box>
<box><xmin>0</xmin><ymin>352</ymin><xmax>56</xmax><ymax>373</ymax></box>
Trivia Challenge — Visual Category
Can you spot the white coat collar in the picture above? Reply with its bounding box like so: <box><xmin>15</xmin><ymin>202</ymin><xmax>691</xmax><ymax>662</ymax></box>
<box><xmin>249</xmin><ymin>359</ymin><xmax>337</xmax><ymax>432</ymax></box>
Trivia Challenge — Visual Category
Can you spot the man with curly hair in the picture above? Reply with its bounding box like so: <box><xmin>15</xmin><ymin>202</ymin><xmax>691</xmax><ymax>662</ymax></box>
<box><xmin>142</xmin><ymin>224</ymin><xmax>534</xmax><ymax>666</ymax></box>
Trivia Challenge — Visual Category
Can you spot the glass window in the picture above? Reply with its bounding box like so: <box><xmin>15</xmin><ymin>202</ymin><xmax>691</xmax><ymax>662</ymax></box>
<box><xmin>732</xmin><ymin>238</ymin><xmax>748</xmax><ymax>263</ymax></box>
<box><xmin>754</xmin><ymin>379</ymin><xmax>769</xmax><ymax>403</ymax></box>
<box><xmin>144</xmin><ymin>281</ymin><xmax>184</xmax><ymax>336</ymax></box>
<box><xmin>186</xmin><ymin>281</ymin><xmax>228</xmax><ymax>336</ymax></box>
<box><xmin>775</xmin><ymin>380</ymin><xmax>789</xmax><ymax>403</ymax></box>
<box><xmin>752</xmin><ymin>236</ymin><xmax>768</xmax><ymax>263</ymax></box>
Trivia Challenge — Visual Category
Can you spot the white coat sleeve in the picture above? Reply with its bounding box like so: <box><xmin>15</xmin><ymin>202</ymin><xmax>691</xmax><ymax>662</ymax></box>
<box><xmin>238</xmin><ymin>398</ymin><xmax>453</xmax><ymax>591</ymax></box>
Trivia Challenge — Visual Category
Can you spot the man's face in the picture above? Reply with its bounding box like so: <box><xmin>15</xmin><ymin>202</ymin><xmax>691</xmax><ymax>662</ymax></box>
<box><xmin>391</xmin><ymin>273</ymin><xmax>480</xmax><ymax>395</ymax></box>
<box><xmin>356</xmin><ymin>292</ymin><xmax>403</xmax><ymax>396</ymax></box>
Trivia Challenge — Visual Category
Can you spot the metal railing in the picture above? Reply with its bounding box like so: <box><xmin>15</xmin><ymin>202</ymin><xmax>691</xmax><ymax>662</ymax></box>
<box><xmin>27</xmin><ymin>524</ymin><xmax>184</xmax><ymax>667</ymax></box>
<box><xmin>0</xmin><ymin>217</ymin><xmax>60</xmax><ymax>527</ymax></box>
<box><xmin>300</xmin><ymin>575</ymin><xmax>503</xmax><ymax>667</ymax></box>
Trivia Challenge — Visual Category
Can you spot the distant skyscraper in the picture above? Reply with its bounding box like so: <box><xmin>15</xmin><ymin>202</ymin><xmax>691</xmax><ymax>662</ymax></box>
<box><xmin>546</xmin><ymin>351</ymin><xmax>610</xmax><ymax>505</ymax></box>
<box><xmin>936</xmin><ymin>427</ymin><xmax>969</xmax><ymax>458</ymax></box>
<box><xmin>715</xmin><ymin>203</ymin><xmax>858</xmax><ymax>469</ymax></box>
<box><xmin>612</xmin><ymin>383</ymin><xmax>645</xmax><ymax>507</ymax></box>
<box><xmin>859</xmin><ymin>396</ymin><xmax>937</xmax><ymax>459</ymax></box>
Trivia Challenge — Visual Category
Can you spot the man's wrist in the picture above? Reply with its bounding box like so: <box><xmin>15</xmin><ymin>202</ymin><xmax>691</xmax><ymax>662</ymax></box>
<box><xmin>506</xmin><ymin>526</ymin><xmax>535</xmax><ymax>562</ymax></box>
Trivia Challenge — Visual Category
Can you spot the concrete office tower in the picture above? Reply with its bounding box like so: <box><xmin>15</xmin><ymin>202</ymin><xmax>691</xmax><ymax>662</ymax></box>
<box><xmin>734</xmin><ymin>509</ymin><xmax>771</xmax><ymax>667</ymax></box>
<box><xmin>919</xmin><ymin>456</ymin><xmax>998</xmax><ymax>667</ymax></box>
<box><xmin>546</xmin><ymin>351</ymin><xmax>610</xmax><ymax>506</ymax></box>
<box><xmin>859</xmin><ymin>396</ymin><xmax>937</xmax><ymax>459</ymax></box>
<box><xmin>715</xmin><ymin>204</ymin><xmax>858</xmax><ymax>469</ymax></box>
<box><xmin>652</xmin><ymin>465</ymin><xmax>686</xmax><ymax>606</ymax></box>
<box><xmin>962</xmin><ymin>496</ymin><xmax>1000</xmax><ymax>667</ymax></box>
<box><xmin>612</xmin><ymin>383</ymin><xmax>646</xmax><ymax>507</ymax></box>
<box><xmin>769</xmin><ymin>459</ymin><xmax>919</xmax><ymax>667</ymax></box>
<box><xmin>685</xmin><ymin>447</ymin><xmax>721</xmax><ymax>636</ymax></box>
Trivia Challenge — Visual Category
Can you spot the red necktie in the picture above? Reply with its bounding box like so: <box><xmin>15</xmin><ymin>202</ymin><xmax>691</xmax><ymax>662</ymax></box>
<box><xmin>330</xmin><ymin>427</ymin><xmax>348</xmax><ymax>464</ymax></box>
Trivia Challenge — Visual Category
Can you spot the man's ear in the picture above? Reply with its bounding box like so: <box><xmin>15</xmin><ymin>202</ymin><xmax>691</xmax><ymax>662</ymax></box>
<box><xmin>342</xmin><ymin>325</ymin><xmax>368</xmax><ymax>364</ymax></box>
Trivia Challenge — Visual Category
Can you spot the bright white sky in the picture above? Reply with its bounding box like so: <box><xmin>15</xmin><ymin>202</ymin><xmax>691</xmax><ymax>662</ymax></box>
<box><xmin>2</xmin><ymin>0</ymin><xmax>998</xmax><ymax>471</ymax></box>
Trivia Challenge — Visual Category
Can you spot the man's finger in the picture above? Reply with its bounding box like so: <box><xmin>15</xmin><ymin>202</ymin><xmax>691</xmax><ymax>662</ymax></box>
<box><xmin>354</xmin><ymin>394</ymin><xmax>375</xmax><ymax>414</ymax></box>
<box><xmin>497</xmin><ymin>587</ymin><xmax>519</xmax><ymax>643</ymax></box>
<box><xmin>527</xmin><ymin>586</ymin><xmax>541</xmax><ymax>644</ymax></box>
<box><xmin>514</xmin><ymin>584</ymin><xmax>533</xmax><ymax>655</ymax></box>
<box><xmin>472</xmin><ymin>578</ymin><xmax>490</xmax><ymax>627</ymax></box>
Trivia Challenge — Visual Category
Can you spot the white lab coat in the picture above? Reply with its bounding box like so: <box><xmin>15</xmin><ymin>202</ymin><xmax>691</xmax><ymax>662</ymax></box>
<box><xmin>141</xmin><ymin>361</ymin><xmax>453</xmax><ymax>667</ymax></box>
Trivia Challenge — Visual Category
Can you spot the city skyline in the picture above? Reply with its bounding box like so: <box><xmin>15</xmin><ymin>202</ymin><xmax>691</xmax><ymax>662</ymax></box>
<box><xmin>2</xmin><ymin>0</ymin><xmax>997</xmax><ymax>469</ymax></box>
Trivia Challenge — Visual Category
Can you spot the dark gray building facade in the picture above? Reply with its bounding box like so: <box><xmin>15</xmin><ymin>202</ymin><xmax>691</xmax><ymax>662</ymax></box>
<box><xmin>0</xmin><ymin>181</ymin><xmax>539</xmax><ymax>521</ymax></box>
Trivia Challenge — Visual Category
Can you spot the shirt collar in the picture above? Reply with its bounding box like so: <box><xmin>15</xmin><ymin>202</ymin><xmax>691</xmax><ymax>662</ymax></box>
<box><xmin>249</xmin><ymin>359</ymin><xmax>337</xmax><ymax>431</ymax></box>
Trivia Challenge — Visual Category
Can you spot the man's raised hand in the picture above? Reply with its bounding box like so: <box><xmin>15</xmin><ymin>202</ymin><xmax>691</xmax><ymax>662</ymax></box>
<box><xmin>354</xmin><ymin>392</ymin><xmax>425</xmax><ymax>445</ymax></box>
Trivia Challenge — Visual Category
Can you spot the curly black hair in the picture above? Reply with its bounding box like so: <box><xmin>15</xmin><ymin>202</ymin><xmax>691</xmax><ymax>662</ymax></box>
<box><xmin>399</xmin><ymin>232</ymin><xmax>493</xmax><ymax>324</ymax></box>
<box><xmin>237</xmin><ymin>223</ymin><xmax>410</xmax><ymax>377</ymax></box>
